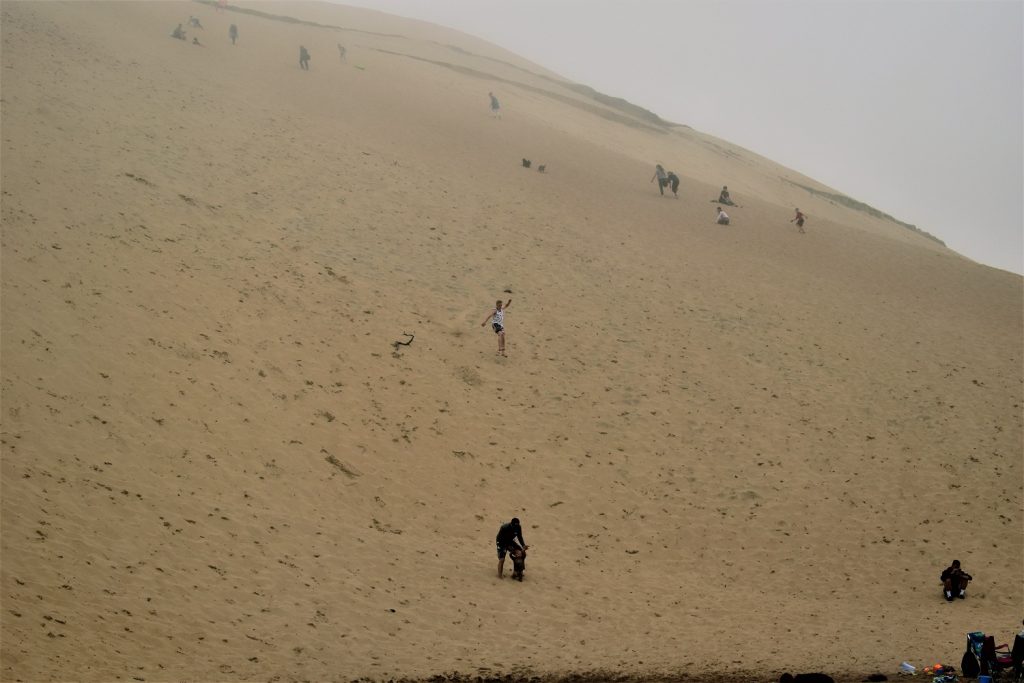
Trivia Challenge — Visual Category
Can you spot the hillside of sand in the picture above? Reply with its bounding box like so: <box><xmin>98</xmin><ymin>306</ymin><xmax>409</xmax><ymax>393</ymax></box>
<box><xmin>1</xmin><ymin>2</ymin><xmax>1021</xmax><ymax>682</ymax></box>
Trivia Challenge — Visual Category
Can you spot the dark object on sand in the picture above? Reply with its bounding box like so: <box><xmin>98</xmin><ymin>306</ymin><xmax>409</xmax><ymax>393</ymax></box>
<box><xmin>1013</xmin><ymin>627</ymin><xmax>1024</xmax><ymax>678</ymax></box>
<box><xmin>962</xmin><ymin>634</ymin><xmax>982</xmax><ymax>678</ymax></box>
<box><xmin>538</xmin><ymin>164</ymin><xmax>546</xmax><ymax>173</ymax></box>
<box><xmin>780</xmin><ymin>674</ymin><xmax>835</xmax><ymax>683</ymax></box>
<box><xmin>392</xmin><ymin>333</ymin><xmax>414</xmax><ymax>349</ymax></box>
<box><xmin>521</xmin><ymin>158</ymin><xmax>531</xmax><ymax>168</ymax></box>
<box><xmin>864</xmin><ymin>675</ymin><xmax>888</xmax><ymax>682</ymax></box>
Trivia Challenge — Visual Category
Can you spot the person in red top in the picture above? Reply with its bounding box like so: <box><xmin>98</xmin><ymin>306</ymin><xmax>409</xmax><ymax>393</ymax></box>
<box><xmin>791</xmin><ymin>208</ymin><xmax>806</xmax><ymax>234</ymax></box>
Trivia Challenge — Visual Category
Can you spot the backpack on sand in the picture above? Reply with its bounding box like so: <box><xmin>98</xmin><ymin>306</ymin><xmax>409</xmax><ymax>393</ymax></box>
<box><xmin>961</xmin><ymin>633</ymin><xmax>982</xmax><ymax>678</ymax></box>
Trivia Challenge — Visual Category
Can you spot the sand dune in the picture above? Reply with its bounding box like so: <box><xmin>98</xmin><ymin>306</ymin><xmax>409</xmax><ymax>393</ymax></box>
<box><xmin>1</xmin><ymin>2</ymin><xmax>1021</xmax><ymax>681</ymax></box>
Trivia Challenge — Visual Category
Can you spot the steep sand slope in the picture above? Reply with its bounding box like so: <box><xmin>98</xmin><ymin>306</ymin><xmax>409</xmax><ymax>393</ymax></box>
<box><xmin>1</xmin><ymin>2</ymin><xmax>1021</xmax><ymax>682</ymax></box>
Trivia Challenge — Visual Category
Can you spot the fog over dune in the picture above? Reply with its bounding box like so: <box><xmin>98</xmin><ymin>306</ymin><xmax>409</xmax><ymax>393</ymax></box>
<box><xmin>343</xmin><ymin>0</ymin><xmax>1024</xmax><ymax>276</ymax></box>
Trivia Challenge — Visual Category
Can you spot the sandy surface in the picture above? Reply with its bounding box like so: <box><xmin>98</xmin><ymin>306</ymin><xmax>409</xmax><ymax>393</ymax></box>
<box><xmin>1</xmin><ymin>2</ymin><xmax>1021</xmax><ymax>682</ymax></box>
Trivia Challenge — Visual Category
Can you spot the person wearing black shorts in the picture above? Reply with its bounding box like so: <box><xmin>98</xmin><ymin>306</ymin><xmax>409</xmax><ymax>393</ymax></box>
<box><xmin>481</xmin><ymin>298</ymin><xmax>511</xmax><ymax>356</ymax></box>
<box><xmin>495</xmin><ymin>517</ymin><xmax>527</xmax><ymax>578</ymax></box>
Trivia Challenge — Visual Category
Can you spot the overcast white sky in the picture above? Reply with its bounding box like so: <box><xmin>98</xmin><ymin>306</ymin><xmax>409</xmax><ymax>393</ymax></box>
<box><xmin>340</xmin><ymin>0</ymin><xmax>1023</xmax><ymax>275</ymax></box>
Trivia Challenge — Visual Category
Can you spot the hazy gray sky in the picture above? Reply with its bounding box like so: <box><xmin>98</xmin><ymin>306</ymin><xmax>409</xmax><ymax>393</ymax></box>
<box><xmin>341</xmin><ymin>0</ymin><xmax>1023</xmax><ymax>275</ymax></box>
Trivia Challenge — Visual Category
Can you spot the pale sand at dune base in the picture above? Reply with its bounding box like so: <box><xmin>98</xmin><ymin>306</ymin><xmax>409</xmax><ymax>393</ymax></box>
<box><xmin>1</xmin><ymin>2</ymin><xmax>1021</xmax><ymax>682</ymax></box>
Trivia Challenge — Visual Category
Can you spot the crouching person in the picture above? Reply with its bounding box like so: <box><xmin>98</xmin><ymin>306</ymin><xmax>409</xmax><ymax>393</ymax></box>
<box><xmin>940</xmin><ymin>559</ymin><xmax>972</xmax><ymax>601</ymax></box>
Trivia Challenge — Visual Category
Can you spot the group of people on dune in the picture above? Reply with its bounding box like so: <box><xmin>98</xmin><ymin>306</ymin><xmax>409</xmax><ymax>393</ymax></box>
<box><xmin>653</xmin><ymin>164</ymin><xmax>807</xmax><ymax>232</ymax></box>
<box><xmin>169</xmin><ymin>13</ymin><xmax>350</xmax><ymax>70</ymax></box>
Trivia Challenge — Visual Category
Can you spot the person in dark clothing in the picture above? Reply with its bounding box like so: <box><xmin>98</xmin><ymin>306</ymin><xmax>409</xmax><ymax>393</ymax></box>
<box><xmin>719</xmin><ymin>186</ymin><xmax>735</xmax><ymax>205</ymax></box>
<box><xmin>940</xmin><ymin>559</ymin><xmax>972</xmax><ymax>601</ymax></box>
<box><xmin>666</xmin><ymin>171</ymin><xmax>680</xmax><ymax>198</ymax></box>
<box><xmin>509</xmin><ymin>546</ymin><xmax>526</xmax><ymax>581</ymax></box>
<box><xmin>299</xmin><ymin>45</ymin><xmax>311</xmax><ymax>70</ymax></box>
<box><xmin>791</xmin><ymin>208</ymin><xmax>806</xmax><ymax>234</ymax></box>
<box><xmin>171</xmin><ymin>24</ymin><xmax>187</xmax><ymax>40</ymax></box>
<box><xmin>495</xmin><ymin>517</ymin><xmax>527</xmax><ymax>578</ymax></box>
<box><xmin>229</xmin><ymin>24</ymin><xmax>238</xmax><ymax>45</ymax></box>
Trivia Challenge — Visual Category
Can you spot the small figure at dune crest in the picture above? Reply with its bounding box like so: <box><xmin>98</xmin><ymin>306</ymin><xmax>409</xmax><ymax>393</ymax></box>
<box><xmin>299</xmin><ymin>45</ymin><xmax>311</xmax><ymax>71</ymax></box>
<box><xmin>489</xmin><ymin>91</ymin><xmax>501</xmax><ymax>118</ymax></box>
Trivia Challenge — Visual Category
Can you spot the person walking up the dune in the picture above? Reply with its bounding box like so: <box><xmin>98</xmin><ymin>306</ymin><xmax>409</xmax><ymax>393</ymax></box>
<box><xmin>651</xmin><ymin>164</ymin><xmax>669</xmax><ymax>196</ymax></box>
<box><xmin>481</xmin><ymin>298</ymin><xmax>511</xmax><ymax>356</ymax></box>
<box><xmin>495</xmin><ymin>517</ymin><xmax>527</xmax><ymax>579</ymax></box>
<box><xmin>299</xmin><ymin>45</ymin><xmax>311</xmax><ymax>70</ymax></box>
<box><xmin>791</xmin><ymin>208</ymin><xmax>806</xmax><ymax>234</ymax></box>
<box><xmin>229</xmin><ymin>23</ymin><xmax>238</xmax><ymax>45</ymax></box>
<box><xmin>489</xmin><ymin>91</ymin><xmax>501</xmax><ymax>118</ymax></box>
<box><xmin>666</xmin><ymin>171</ymin><xmax>680</xmax><ymax>198</ymax></box>
<box><xmin>337</xmin><ymin>43</ymin><xmax>347</xmax><ymax>61</ymax></box>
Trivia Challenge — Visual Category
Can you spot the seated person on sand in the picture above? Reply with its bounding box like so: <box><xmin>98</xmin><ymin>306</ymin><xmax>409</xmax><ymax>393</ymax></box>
<box><xmin>940</xmin><ymin>559</ymin><xmax>972</xmax><ymax>601</ymax></box>
<box><xmin>716</xmin><ymin>206</ymin><xmax>730</xmax><ymax>225</ymax></box>
<box><xmin>719</xmin><ymin>185</ymin><xmax>735</xmax><ymax>205</ymax></box>
<box><xmin>171</xmin><ymin>24</ymin><xmax>187</xmax><ymax>40</ymax></box>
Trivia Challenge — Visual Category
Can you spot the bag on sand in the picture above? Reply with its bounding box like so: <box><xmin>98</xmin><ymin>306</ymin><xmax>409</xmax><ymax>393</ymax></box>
<box><xmin>961</xmin><ymin>634</ymin><xmax>981</xmax><ymax>678</ymax></box>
